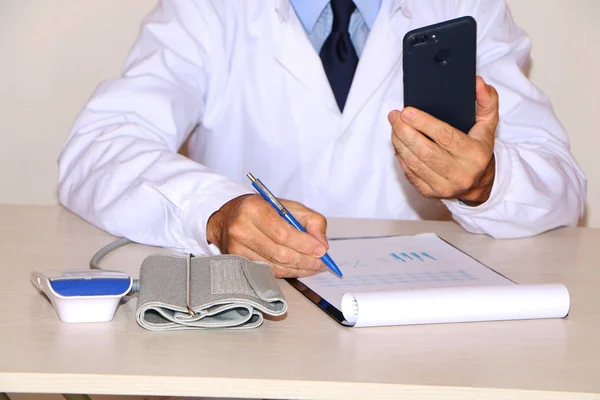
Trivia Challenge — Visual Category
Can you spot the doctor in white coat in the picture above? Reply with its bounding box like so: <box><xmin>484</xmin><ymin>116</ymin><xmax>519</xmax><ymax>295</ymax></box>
<box><xmin>58</xmin><ymin>0</ymin><xmax>586</xmax><ymax>278</ymax></box>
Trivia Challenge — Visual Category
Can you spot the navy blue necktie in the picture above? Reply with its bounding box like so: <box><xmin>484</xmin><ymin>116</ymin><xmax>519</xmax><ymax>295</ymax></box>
<box><xmin>319</xmin><ymin>0</ymin><xmax>359</xmax><ymax>112</ymax></box>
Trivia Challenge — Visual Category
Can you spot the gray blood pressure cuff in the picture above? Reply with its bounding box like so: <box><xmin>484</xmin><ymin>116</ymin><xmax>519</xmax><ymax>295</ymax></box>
<box><xmin>135</xmin><ymin>254</ymin><xmax>287</xmax><ymax>330</ymax></box>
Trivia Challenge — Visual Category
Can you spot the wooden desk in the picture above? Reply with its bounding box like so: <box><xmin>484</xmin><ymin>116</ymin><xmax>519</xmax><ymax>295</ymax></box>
<box><xmin>0</xmin><ymin>205</ymin><xmax>599</xmax><ymax>399</ymax></box>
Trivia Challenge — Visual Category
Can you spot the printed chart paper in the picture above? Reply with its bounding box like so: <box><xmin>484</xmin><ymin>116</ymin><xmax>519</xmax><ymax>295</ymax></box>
<box><xmin>298</xmin><ymin>234</ymin><xmax>570</xmax><ymax>327</ymax></box>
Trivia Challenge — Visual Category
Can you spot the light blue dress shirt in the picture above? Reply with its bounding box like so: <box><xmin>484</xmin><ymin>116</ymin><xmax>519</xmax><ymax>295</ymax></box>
<box><xmin>289</xmin><ymin>0</ymin><xmax>382</xmax><ymax>57</ymax></box>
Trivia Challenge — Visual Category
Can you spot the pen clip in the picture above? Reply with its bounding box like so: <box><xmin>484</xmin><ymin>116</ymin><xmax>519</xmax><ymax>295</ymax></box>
<box><xmin>247</xmin><ymin>173</ymin><xmax>286</xmax><ymax>212</ymax></box>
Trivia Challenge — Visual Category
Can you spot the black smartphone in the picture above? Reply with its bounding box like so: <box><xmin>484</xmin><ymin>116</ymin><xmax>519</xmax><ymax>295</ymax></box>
<box><xmin>402</xmin><ymin>16</ymin><xmax>477</xmax><ymax>134</ymax></box>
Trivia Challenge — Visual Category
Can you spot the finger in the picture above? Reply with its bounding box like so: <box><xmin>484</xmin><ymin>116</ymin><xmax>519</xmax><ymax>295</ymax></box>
<box><xmin>228</xmin><ymin>241</ymin><xmax>270</xmax><ymax>264</ymax></box>
<box><xmin>229</xmin><ymin>244</ymin><xmax>321</xmax><ymax>278</ymax></box>
<box><xmin>283</xmin><ymin>200</ymin><xmax>329</xmax><ymax>248</ymax></box>
<box><xmin>252</xmin><ymin>201</ymin><xmax>327</xmax><ymax>258</ymax></box>
<box><xmin>397</xmin><ymin>107</ymin><xmax>469</xmax><ymax>153</ymax></box>
<box><xmin>392</xmin><ymin>111</ymin><xmax>454</xmax><ymax>169</ymax></box>
<box><xmin>392</xmin><ymin>119</ymin><xmax>454</xmax><ymax>180</ymax></box>
<box><xmin>475</xmin><ymin>76</ymin><xmax>499</xmax><ymax>121</ymax></box>
<box><xmin>272</xmin><ymin>264</ymin><xmax>323</xmax><ymax>279</ymax></box>
<box><xmin>243</xmin><ymin>227</ymin><xmax>325</xmax><ymax>273</ymax></box>
<box><xmin>303</xmin><ymin>216</ymin><xmax>328</xmax><ymax>248</ymax></box>
<box><xmin>226</xmin><ymin>219</ymin><xmax>303</xmax><ymax>267</ymax></box>
<box><xmin>395</xmin><ymin>146</ymin><xmax>437</xmax><ymax>198</ymax></box>
<box><xmin>470</xmin><ymin>76</ymin><xmax>499</xmax><ymax>149</ymax></box>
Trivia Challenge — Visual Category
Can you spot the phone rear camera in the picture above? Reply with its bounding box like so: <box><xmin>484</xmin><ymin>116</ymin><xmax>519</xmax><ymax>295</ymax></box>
<box><xmin>410</xmin><ymin>35</ymin><xmax>429</xmax><ymax>46</ymax></box>
<box><xmin>434</xmin><ymin>49</ymin><xmax>452</xmax><ymax>65</ymax></box>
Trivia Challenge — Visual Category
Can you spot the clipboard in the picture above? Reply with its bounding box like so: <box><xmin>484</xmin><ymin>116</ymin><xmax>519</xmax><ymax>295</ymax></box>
<box><xmin>286</xmin><ymin>234</ymin><xmax>570</xmax><ymax>328</ymax></box>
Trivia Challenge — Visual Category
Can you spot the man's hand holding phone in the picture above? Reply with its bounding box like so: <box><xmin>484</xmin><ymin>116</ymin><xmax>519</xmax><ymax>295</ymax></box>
<box><xmin>389</xmin><ymin>76</ymin><xmax>498</xmax><ymax>206</ymax></box>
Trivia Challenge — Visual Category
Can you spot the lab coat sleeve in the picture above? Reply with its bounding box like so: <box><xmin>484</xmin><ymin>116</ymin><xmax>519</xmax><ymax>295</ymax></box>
<box><xmin>57</xmin><ymin>1</ymin><xmax>252</xmax><ymax>254</ymax></box>
<box><xmin>441</xmin><ymin>0</ymin><xmax>586</xmax><ymax>238</ymax></box>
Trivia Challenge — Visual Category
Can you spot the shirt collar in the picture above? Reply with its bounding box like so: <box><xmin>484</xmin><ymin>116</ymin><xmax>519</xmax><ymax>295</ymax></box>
<box><xmin>354</xmin><ymin>0</ymin><xmax>382</xmax><ymax>28</ymax></box>
<box><xmin>289</xmin><ymin>0</ymin><xmax>382</xmax><ymax>32</ymax></box>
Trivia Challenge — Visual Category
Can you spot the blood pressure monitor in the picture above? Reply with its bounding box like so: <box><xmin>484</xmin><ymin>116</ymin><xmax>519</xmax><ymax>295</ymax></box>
<box><xmin>31</xmin><ymin>269</ymin><xmax>132</xmax><ymax>323</ymax></box>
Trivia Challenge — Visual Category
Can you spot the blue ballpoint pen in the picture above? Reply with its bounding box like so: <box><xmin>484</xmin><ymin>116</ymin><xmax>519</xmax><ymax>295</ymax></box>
<box><xmin>247</xmin><ymin>173</ymin><xmax>343</xmax><ymax>278</ymax></box>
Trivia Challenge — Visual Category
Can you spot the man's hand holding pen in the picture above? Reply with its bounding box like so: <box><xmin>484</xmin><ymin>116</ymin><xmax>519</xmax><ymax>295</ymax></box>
<box><xmin>207</xmin><ymin>194</ymin><xmax>330</xmax><ymax>278</ymax></box>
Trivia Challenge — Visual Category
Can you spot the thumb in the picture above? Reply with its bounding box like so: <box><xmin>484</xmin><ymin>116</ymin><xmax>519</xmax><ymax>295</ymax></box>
<box><xmin>282</xmin><ymin>200</ymin><xmax>329</xmax><ymax>248</ymax></box>
<box><xmin>470</xmin><ymin>76</ymin><xmax>499</xmax><ymax>147</ymax></box>
<box><xmin>304</xmin><ymin>215</ymin><xmax>329</xmax><ymax>248</ymax></box>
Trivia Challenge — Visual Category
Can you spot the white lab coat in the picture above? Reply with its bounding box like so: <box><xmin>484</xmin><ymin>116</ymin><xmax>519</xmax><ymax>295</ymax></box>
<box><xmin>58</xmin><ymin>0</ymin><xmax>586</xmax><ymax>255</ymax></box>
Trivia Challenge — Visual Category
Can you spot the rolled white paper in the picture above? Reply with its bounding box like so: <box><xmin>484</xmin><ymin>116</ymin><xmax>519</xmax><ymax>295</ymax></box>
<box><xmin>341</xmin><ymin>284</ymin><xmax>570</xmax><ymax>327</ymax></box>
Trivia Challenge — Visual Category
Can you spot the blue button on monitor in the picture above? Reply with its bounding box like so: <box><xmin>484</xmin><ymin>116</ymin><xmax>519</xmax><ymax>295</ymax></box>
<box><xmin>50</xmin><ymin>278</ymin><xmax>131</xmax><ymax>297</ymax></box>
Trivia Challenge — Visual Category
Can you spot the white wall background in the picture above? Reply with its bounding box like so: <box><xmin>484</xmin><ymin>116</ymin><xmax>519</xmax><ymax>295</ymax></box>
<box><xmin>1</xmin><ymin>0</ymin><xmax>598</xmax><ymax>227</ymax></box>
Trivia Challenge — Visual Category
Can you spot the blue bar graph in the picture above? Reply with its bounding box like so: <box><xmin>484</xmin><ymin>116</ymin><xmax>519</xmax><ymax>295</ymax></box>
<box><xmin>390</xmin><ymin>253</ymin><xmax>406</xmax><ymax>262</ymax></box>
<box><xmin>389</xmin><ymin>252</ymin><xmax>437</xmax><ymax>264</ymax></box>
<box><xmin>410</xmin><ymin>252</ymin><xmax>424</xmax><ymax>261</ymax></box>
